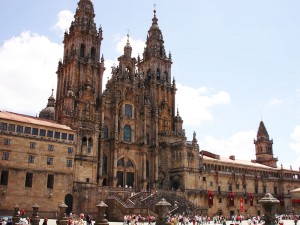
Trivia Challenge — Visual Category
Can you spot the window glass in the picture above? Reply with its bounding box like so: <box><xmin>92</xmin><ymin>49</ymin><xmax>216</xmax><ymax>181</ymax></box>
<box><xmin>0</xmin><ymin>170</ymin><xmax>9</xmax><ymax>186</ymax></box>
<box><xmin>68</xmin><ymin>134</ymin><xmax>74</xmax><ymax>141</ymax></box>
<box><xmin>47</xmin><ymin>174</ymin><xmax>54</xmax><ymax>189</ymax></box>
<box><xmin>4</xmin><ymin>139</ymin><xmax>10</xmax><ymax>146</ymax></box>
<box><xmin>125</xmin><ymin>104</ymin><xmax>132</xmax><ymax>118</ymax></box>
<box><xmin>68</xmin><ymin>147</ymin><xmax>73</xmax><ymax>154</ymax></box>
<box><xmin>67</xmin><ymin>159</ymin><xmax>73</xmax><ymax>167</ymax></box>
<box><xmin>16</xmin><ymin>125</ymin><xmax>23</xmax><ymax>133</ymax></box>
<box><xmin>30</xmin><ymin>142</ymin><xmax>36</xmax><ymax>149</ymax></box>
<box><xmin>32</xmin><ymin>128</ymin><xmax>38</xmax><ymax>135</ymax></box>
<box><xmin>54</xmin><ymin>132</ymin><xmax>60</xmax><ymax>139</ymax></box>
<box><xmin>28</xmin><ymin>155</ymin><xmax>35</xmax><ymax>163</ymax></box>
<box><xmin>47</xmin><ymin>157</ymin><xmax>53</xmax><ymax>165</ymax></box>
<box><xmin>40</xmin><ymin>129</ymin><xmax>46</xmax><ymax>137</ymax></box>
<box><xmin>123</xmin><ymin>125</ymin><xmax>131</xmax><ymax>142</ymax></box>
<box><xmin>2</xmin><ymin>152</ymin><xmax>9</xmax><ymax>160</ymax></box>
<box><xmin>24</xmin><ymin>127</ymin><xmax>31</xmax><ymax>134</ymax></box>
<box><xmin>8</xmin><ymin>124</ymin><xmax>15</xmax><ymax>132</ymax></box>
<box><xmin>25</xmin><ymin>173</ymin><xmax>33</xmax><ymax>188</ymax></box>
<box><xmin>48</xmin><ymin>145</ymin><xmax>54</xmax><ymax>151</ymax></box>
<box><xmin>47</xmin><ymin>130</ymin><xmax>53</xmax><ymax>138</ymax></box>
<box><xmin>62</xmin><ymin>133</ymin><xmax>67</xmax><ymax>140</ymax></box>
<box><xmin>103</xmin><ymin>127</ymin><xmax>108</xmax><ymax>139</ymax></box>
<box><xmin>0</xmin><ymin>122</ymin><xmax>7</xmax><ymax>131</ymax></box>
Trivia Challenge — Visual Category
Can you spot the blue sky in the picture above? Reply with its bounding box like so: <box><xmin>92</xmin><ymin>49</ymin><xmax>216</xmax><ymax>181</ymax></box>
<box><xmin>1</xmin><ymin>0</ymin><xmax>300</xmax><ymax>169</ymax></box>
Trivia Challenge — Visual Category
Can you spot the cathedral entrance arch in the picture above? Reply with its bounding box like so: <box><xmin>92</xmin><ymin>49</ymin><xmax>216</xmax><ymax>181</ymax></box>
<box><xmin>116</xmin><ymin>157</ymin><xmax>135</xmax><ymax>188</ymax></box>
<box><xmin>64</xmin><ymin>194</ymin><xmax>73</xmax><ymax>214</ymax></box>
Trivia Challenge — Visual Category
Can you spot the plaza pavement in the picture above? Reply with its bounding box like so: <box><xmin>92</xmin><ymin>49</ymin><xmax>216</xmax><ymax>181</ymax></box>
<box><xmin>43</xmin><ymin>219</ymin><xmax>297</xmax><ymax>225</ymax></box>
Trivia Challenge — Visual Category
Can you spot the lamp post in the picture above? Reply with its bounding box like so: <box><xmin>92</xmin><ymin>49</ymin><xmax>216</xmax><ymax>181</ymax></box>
<box><xmin>12</xmin><ymin>204</ymin><xmax>20</xmax><ymax>225</ymax></box>
<box><xmin>94</xmin><ymin>201</ymin><xmax>109</xmax><ymax>225</ymax></box>
<box><xmin>30</xmin><ymin>204</ymin><xmax>40</xmax><ymax>225</ymax></box>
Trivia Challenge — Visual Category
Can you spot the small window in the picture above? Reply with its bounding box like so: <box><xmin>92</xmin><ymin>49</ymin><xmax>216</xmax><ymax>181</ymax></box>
<box><xmin>255</xmin><ymin>185</ymin><xmax>258</xmax><ymax>193</ymax></box>
<box><xmin>32</xmin><ymin>128</ymin><xmax>38</xmax><ymax>135</ymax></box>
<box><xmin>219</xmin><ymin>198</ymin><xmax>222</xmax><ymax>203</ymax></box>
<box><xmin>236</xmin><ymin>183</ymin><xmax>240</xmax><ymax>189</ymax></box>
<box><xmin>47</xmin><ymin>157</ymin><xmax>53</xmax><ymax>165</ymax></box>
<box><xmin>263</xmin><ymin>185</ymin><xmax>267</xmax><ymax>193</ymax></box>
<box><xmin>47</xmin><ymin>130</ymin><xmax>53</xmax><ymax>138</ymax></box>
<box><xmin>2</xmin><ymin>152</ymin><xmax>9</xmax><ymax>160</ymax></box>
<box><xmin>0</xmin><ymin>122</ymin><xmax>8</xmax><ymax>131</ymax></box>
<box><xmin>203</xmin><ymin>177</ymin><xmax>206</xmax><ymax>181</ymax></box>
<box><xmin>47</xmin><ymin>174</ymin><xmax>54</xmax><ymax>189</ymax></box>
<box><xmin>39</xmin><ymin>129</ymin><xmax>46</xmax><ymax>137</ymax></box>
<box><xmin>229</xmin><ymin>184</ymin><xmax>232</xmax><ymax>192</ymax></box>
<box><xmin>25</xmin><ymin>172</ymin><xmax>33</xmax><ymax>188</ymax></box>
<box><xmin>68</xmin><ymin>147</ymin><xmax>73</xmax><ymax>154</ymax></box>
<box><xmin>28</xmin><ymin>155</ymin><xmax>35</xmax><ymax>163</ymax></box>
<box><xmin>68</xmin><ymin>134</ymin><xmax>74</xmax><ymax>141</ymax></box>
<box><xmin>245</xmin><ymin>199</ymin><xmax>248</xmax><ymax>204</ymax></box>
<box><xmin>123</xmin><ymin>124</ymin><xmax>131</xmax><ymax>142</ymax></box>
<box><xmin>103</xmin><ymin>127</ymin><xmax>108</xmax><ymax>139</ymax></box>
<box><xmin>210</xmin><ymin>181</ymin><xmax>213</xmax><ymax>187</ymax></box>
<box><xmin>125</xmin><ymin>104</ymin><xmax>132</xmax><ymax>118</ymax></box>
<box><xmin>86</xmin><ymin>178</ymin><xmax>90</xmax><ymax>183</ymax></box>
<box><xmin>30</xmin><ymin>142</ymin><xmax>36</xmax><ymax>149</ymax></box>
<box><xmin>54</xmin><ymin>132</ymin><xmax>60</xmax><ymax>139</ymax></box>
<box><xmin>24</xmin><ymin>127</ymin><xmax>31</xmax><ymax>134</ymax></box>
<box><xmin>0</xmin><ymin>170</ymin><xmax>9</xmax><ymax>186</ymax></box>
<box><xmin>80</xmin><ymin>44</ymin><xmax>85</xmax><ymax>58</ymax></box>
<box><xmin>4</xmin><ymin>139</ymin><xmax>10</xmax><ymax>146</ymax></box>
<box><xmin>62</xmin><ymin>133</ymin><xmax>67</xmax><ymax>140</ymax></box>
<box><xmin>8</xmin><ymin>124</ymin><xmax>15</xmax><ymax>132</ymax></box>
<box><xmin>274</xmin><ymin>186</ymin><xmax>278</xmax><ymax>195</ymax></box>
<box><xmin>48</xmin><ymin>145</ymin><xmax>54</xmax><ymax>151</ymax></box>
<box><xmin>67</xmin><ymin>159</ymin><xmax>73</xmax><ymax>167</ymax></box>
<box><xmin>16</xmin><ymin>125</ymin><xmax>23</xmax><ymax>133</ymax></box>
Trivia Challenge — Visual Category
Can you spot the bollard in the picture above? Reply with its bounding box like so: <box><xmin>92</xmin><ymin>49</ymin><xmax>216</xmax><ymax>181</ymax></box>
<box><xmin>12</xmin><ymin>204</ymin><xmax>20</xmax><ymax>225</ymax></box>
<box><xmin>258</xmin><ymin>193</ymin><xmax>280</xmax><ymax>225</ymax></box>
<box><xmin>30</xmin><ymin>204</ymin><xmax>40</xmax><ymax>225</ymax></box>
<box><xmin>156</xmin><ymin>198</ymin><xmax>171</xmax><ymax>225</ymax></box>
<box><xmin>56</xmin><ymin>202</ymin><xmax>69</xmax><ymax>225</ymax></box>
<box><xmin>94</xmin><ymin>201</ymin><xmax>109</xmax><ymax>225</ymax></box>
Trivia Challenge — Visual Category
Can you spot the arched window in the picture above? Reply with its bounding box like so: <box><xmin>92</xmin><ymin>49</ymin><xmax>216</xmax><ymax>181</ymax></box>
<box><xmin>91</xmin><ymin>47</ymin><xmax>96</xmax><ymax>61</ymax></box>
<box><xmin>80</xmin><ymin>43</ymin><xmax>85</xmax><ymax>58</ymax></box>
<box><xmin>124</xmin><ymin>125</ymin><xmax>131</xmax><ymax>142</ymax></box>
<box><xmin>125</xmin><ymin>104</ymin><xmax>132</xmax><ymax>118</ymax></box>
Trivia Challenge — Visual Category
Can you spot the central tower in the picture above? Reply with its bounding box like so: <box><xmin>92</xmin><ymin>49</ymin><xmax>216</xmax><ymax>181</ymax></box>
<box><xmin>55</xmin><ymin>0</ymin><xmax>105</xmax><ymax>185</ymax></box>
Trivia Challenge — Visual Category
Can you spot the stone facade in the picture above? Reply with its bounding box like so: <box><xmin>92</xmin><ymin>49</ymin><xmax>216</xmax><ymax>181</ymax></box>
<box><xmin>1</xmin><ymin>0</ymin><xmax>300</xmax><ymax>220</ymax></box>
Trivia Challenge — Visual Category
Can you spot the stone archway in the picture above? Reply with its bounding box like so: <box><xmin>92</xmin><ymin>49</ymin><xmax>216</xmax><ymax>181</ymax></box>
<box><xmin>116</xmin><ymin>157</ymin><xmax>135</xmax><ymax>188</ymax></box>
<box><xmin>64</xmin><ymin>194</ymin><xmax>73</xmax><ymax>214</ymax></box>
<box><xmin>171</xmin><ymin>180</ymin><xmax>180</xmax><ymax>190</ymax></box>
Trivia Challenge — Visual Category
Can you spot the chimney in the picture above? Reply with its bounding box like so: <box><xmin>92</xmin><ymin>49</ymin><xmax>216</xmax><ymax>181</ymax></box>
<box><xmin>229</xmin><ymin>155</ymin><xmax>235</xmax><ymax>160</ymax></box>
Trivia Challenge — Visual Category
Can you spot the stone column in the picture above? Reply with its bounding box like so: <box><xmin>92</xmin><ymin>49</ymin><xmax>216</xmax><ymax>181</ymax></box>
<box><xmin>156</xmin><ymin>198</ymin><xmax>171</xmax><ymax>225</ymax></box>
<box><xmin>94</xmin><ymin>201</ymin><xmax>109</xmax><ymax>225</ymax></box>
<box><xmin>56</xmin><ymin>202</ymin><xmax>69</xmax><ymax>225</ymax></box>
<box><xmin>258</xmin><ymin>193</ymin><xmax>280</xmax><ymax>225</ymax></box>
<box><xmin>30</xmin><ymin>204</ymin><xmax>40</xmax><ymax>225</ymax></box>
<box><xmin>12</xmin><ymin>204</ymin><xmax>20</xmax><ymax>225</ymax></box>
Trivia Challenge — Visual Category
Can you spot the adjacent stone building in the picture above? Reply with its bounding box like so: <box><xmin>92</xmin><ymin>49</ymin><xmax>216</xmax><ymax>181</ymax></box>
<box><xmin>1</xmin><ymin>0</ymin><xmax>300</xmax><ymax>220</ymax></box>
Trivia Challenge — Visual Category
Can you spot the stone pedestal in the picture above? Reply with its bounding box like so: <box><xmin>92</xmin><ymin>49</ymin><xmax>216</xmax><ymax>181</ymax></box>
<box><xmin>94</xmin><ymin>201</ymin><xmax>109</xmax><ymax>225</ymax></box>
<box><xmin>155</xmin><ymin>198</ymin><xmax>171</xmax><ymax>225</ymax></box>
<box><xmin>56</xmin><ymin>202</ymin><xmax>69</xmax><ymax>225</ymax></box>
<box><xmin>12</xmin><ymin>204</ymin><xmax>20</xmax><ymax>225</ymax></box>
<box><xmin>30</xmin><ymin>204</ymin><xmax>40</xmax><ymax>225</ymax></box>
<box><xmin>258</xmin><ymin>193</ymin><xmax>280</xmax><ymax>225</ymax></box>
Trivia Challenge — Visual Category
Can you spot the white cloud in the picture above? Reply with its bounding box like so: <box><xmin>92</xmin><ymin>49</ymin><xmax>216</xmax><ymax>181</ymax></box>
<box><xmin>52</xmin><ymin>10</ymin><xmax>74</xmax><ymax>36</ymax></box>
<box><xmin>288</xmin><ymin>126</ymin><xmax>300</xmax><ymax>169</ymax></box>
<box><xmin>176</xmin><ymin>84</ymin><xmax>231</xmax><ymax>125</ymax></box>
<box><xmin>0</xmin><ymin>31</ymin><xmax>62</xmax><ymax>116</ymax></box>
<box><xmin>200</xmin><ymin>130</ymin><xmax>256</xmax><ymax>161</ymax></box>
<box><xmin>266</xmin><ymin>97</ymin><xmax>284</xmax><ymax>107</ymax></box>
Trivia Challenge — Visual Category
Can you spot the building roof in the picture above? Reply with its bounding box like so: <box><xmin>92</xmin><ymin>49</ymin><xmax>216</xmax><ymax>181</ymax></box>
<box><xmin>202</xmin><ymin>154</ymin><xmax>279</xmax><ymax>170</ymax></box>
<box><xmin>0</xmin><ymin>111</ymin><xmax>73</xmax><ymax>131</ymax></box>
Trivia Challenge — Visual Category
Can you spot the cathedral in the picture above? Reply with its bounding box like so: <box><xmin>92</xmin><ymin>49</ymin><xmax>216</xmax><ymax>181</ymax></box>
<box><xmin>1</xmin><ymin>0</ymin><xmax>300</xmax><ymax>220</ymax></box>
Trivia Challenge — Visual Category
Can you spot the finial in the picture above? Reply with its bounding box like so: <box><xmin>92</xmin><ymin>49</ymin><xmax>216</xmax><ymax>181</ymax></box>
<box><xmin>126</xmin><ymin>30</ymin><xmax>130</xmax><ymax>44</ymax></box>
<box><xmin>51</xmin><ymin>89</ymin><xmax>54</xmax><ymax>96</ymax></box>
<box><xmin>177</xmin><ymin>107</ymin><xmax>179</xmax><ymax>116</ymax></box>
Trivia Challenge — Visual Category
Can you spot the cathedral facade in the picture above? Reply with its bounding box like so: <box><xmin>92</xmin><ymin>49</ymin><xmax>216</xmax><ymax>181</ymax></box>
<box><xmin>1</xmin><ymin>0</ymin><xmax>300</xmax><ymax>220</ymax></box>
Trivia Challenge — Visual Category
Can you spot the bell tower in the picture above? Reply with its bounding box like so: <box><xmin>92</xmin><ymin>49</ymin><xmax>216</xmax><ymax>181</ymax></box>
<box><xmin>55</xmin><ymin>0</ymin><xmax>105</xmax><ymax>184</ymax></box>
<box><xmin>254</xmin><ymin>121</ymin><xmax>278</xmax><ymax>168</ymax></box>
